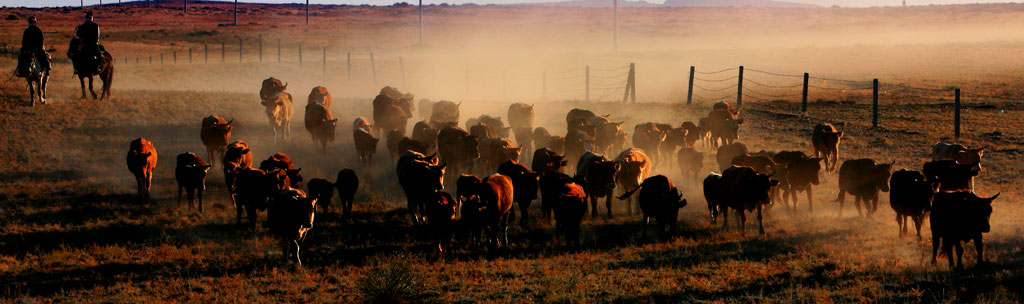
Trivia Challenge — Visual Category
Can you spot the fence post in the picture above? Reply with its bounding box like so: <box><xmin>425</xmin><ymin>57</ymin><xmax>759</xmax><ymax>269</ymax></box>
<box><xmin>586</xmin><ymin>65</ymin><xmax>591</xmax><ymax>102</ymax></box>
<box><xmin>872</xmin><ymin>78</ymin><xmax>879</xmax><ymax>128</ymax></box>
<box><xmin>400</xmin><ymin>56</ymin><xmax>406</xmax><ymax>87</ymax></box>
<box><xmin>801</xmin><ymin>72</ymin><xmax>809</xmax><ymax>114</ymax></box>
<box><xmin>299</xmin><ymin>44</ymin><xmax>303</xmax><ymax>67</ymax></box>
<box><xmin>686</xmin><ymin>66</ymin><xmax>694</xmax><ymax>105</ymax></box>
<box><xmin>322</xmin><ymin>47</ymin><xmax>327</xmax><ymax>78</ymax></box>
<box><xmin>258</xmin><ymin>35</ymin><xmax>263</xmax><ymax>62</ymax></box>
<box><xmin>277</xmin><ymin>39</ymin><xmax>281</xmax><ymax>63</ymax></box>
<box><xmin>370</xmin><ymin>52</ymin><xmax>377</xmax><ymax>86</ymax></box>
<box><xmin>736</xmin><ymin>66</ymin><xmax>744</xmax><ymax>107</ymax></box>
<box><xmin>630</xmin><ymin>62</ymin><xmax>636</xmax><ymax>103</ymax></box>
<box><xmin>189</xmin><ymin>48</ymin><xmax>193</xmax><ymax>63</ymax></box>
<box><xmin>955</xmin><ymin>88</ymin><xmax>961</xmax><ymax>139</ymax></box>
<box><xmin>238</xmin><ymin>37</ymin><xmax>243</xmax><ymax>62</ymax></box>
<box><xmin>221</xmin><ymin>42</ymin><xmax>225</xmax><ymax>62</ymax></box>
<box><xmin>306</xmin><ymin>0</ymin><xmax>310</xmax><ymax>25</ymax></box>
<box><xmin>173</xmin><ymin>51</ymin><xmax>176</xmax><ymax>64</ymax></box>
<box><xmin>347</xmin><ymin>52</ymin><xmax>351</xmax><ymax>80</ymax></box>
<box><xmin>204</xmin><ymin>44</ymin><xmax>208</xmax><ymax>63</ymax></box>
<box><xmin>160</xmin><ymin>53</ymin><xmax>164</xmax><ymax>64</ymax></box>
<box><xmin>622</xmin><ymin>63</ymin><xmax>635</xmax><ymax>103</ymax></box>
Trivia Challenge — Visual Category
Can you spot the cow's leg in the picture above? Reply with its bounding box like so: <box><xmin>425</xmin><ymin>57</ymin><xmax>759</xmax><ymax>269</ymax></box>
<box><xmin>79</xmin><ymin>76</ymin><xmax>87</xmax><ymax>99</ymax></box>
<box><xmin>247</xmin><ymin>206</ymin><xmax>258</xmax><ymax>230</ymax></box>
<box><xmin>931</xmin><ymin>234</ymin><xmax>941</xmax><ymax>265</ymax></box>
<box><xmin>519</xmin><ymin>200</ymin><xmax>531</xmax><ymax>227</ymax></box>
<box><xmin>197</xmin><ymin>188</ymin><xmax>204</xmax><ymax>213</ymax></box>
<box><xmin>294</xmin><ymin>240</ymin><xmax>303</xmax><ymax>267</ymax></box>
<box><xmin>177</xmin><ymin>185</ymin><xmax>183</xmax><ymax>207</ymax></box>
<box><xmin>27</xmin><ymin>79</ymin><xmax>35</xmax><ymax>106</ymax></box>
<box><xmin>837</xmin><ymin>190</ymin><xmax>846</xmax><ymax>218</ymax></box>
<box><xmin>88</xmin><ymin>76</ymin><xmax>97</xmax><ymax>99</ymax></box>
<box><xmin>235</xmin><ymin>199</ymin><xmax>245</xmax><ymax>225</ymax></box>
<box><xmin>896</xmin><ymin>214</ymin><xmax>904</xmax><ymax>237</ymax></box>
<box><xmin>40</xmin><ymin>74</ymin><xmax>48</xmax><ymax>103</ymax></box>
<box><xmin>913</xmin><ymin>215</ymin><xmax>924</xmax><ymax>241</ymax></box>
<box><xmin>738</xmin><ymin>209</ymin><xmax>747</xmax><ymax>236</ymax></box>
<box><xmin>721</xmin><ymin>207</ymin><xmax>729</xmax><ymax>231</ymax></box>
<box><xmin>954</xmin><ymin>241</ymin><xmax>965</xmax><ymax>270</ymax></box>
<box><xmin>943</xmin><ymin>240</ymin><xmax>955</xmax><ymax>269</ymax></box>
<box><xmin>187</xmin><ymin>188</ymin><xmax>195</xmax><ymax>209</ymax></box>
<box><xmin>502</xmin><ymin>213</ymin><xmax>510</xmax><ymax>246</ymax></box>
<box><xmin>757</xmin><ymin>205</ymin><xmax>765</xmax><ymax>236</ymax></box>
<box><xmin>807</xmin><ymin>188</ymin><xmax>814</xmax><ymax>213</ymax></box>
<box><xmin>590</xmin><ymin>195</ymin><xmax>599</xmax><ymax>218</ymax></box>
<box><xmin>975</xmin><ymin>234</ymin><xmax>985</xmax><ymax>265</ymax></box>
<box><xmin>606</xmin><ymin>195</ymin><xmax>613</xmax><ymax>218</ymax></box>
<box><xmin>854</xmin><ymin>196</ymin><xmax>863</xmax><ymax>217</ymax></box>
<box><xmin>642</xmin><ymin>217</ymin><xmax>650</xmax><ymax>239</ymax></box>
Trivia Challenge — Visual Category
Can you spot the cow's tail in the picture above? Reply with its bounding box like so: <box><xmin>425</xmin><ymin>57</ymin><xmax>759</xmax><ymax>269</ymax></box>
<box><xmin>617</xmin><ymin>185</ymin><xmax>642</xmax><ymax>200</ymax></box>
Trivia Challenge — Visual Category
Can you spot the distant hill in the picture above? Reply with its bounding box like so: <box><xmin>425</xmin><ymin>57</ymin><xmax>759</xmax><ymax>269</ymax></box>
<box><xmin>522</xmin><ymin>0</ymin><xmax>819</xmax><ymax>8</ymax></box>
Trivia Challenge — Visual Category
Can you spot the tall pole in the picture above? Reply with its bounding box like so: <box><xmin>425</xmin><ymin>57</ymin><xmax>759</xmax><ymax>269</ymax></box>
<box><xmin>234</xmin><ymin>0</ymin><xmax>238</xmax><ymax>25</ymax></box>
<box><xmin>586</xmin><ymin>65</ymin><xmax>591</xmax><ymax>102</ymax></box>
<box><xmin>801</xmin><ymin>72</ymin><xmax>809</xmax><ymax>114</ymax></box>
<box><xmin>184</xmin><ymin>0</ymin><xmax>187</xmax><ymax>13</ymax></box>
<box><xmin>629</xmin><ymin>62</ymin><xmax>636</xmax><ymax>103</ymax></box>
<box><xmin>370</xmin><ymin>52</ymin><xmax>377</xmax><ymax>86</ymax></box>
<box><xmin>419</xmin><ymin>0</ymin><xmax>424</xmax><ymax>46</ymax></box>
<box><xmin>306</xmin><ymin>0</ymin><xmax>310</xmax><ymax>25</ymax></box>
<box><xmin>736</xmin><ymin>66</ymin><xmax>744</xmax><ymax>107</ymax></box>
<box><xmin>686</xmin><ymin>66</ymin><xmax>694</xmax><ymax>105</ymax></box>
<box><xmin>872</xmin><ymin>78</ymin><xmax>879</xmax><ymax>128</ymax></box>
<box><xmin>954</xmin><ymin>88</ymin><xmax>961</xmax><ymax>139</ymax></box>
<box><xmin>613</xmin><ymin>0</ymin><xmax>618</xmax><ymax>51</ymax></box>
<box><xmin>299</xmin><ymin>44</ymin><xmax>303</xmax><ymax>67</ymax></box>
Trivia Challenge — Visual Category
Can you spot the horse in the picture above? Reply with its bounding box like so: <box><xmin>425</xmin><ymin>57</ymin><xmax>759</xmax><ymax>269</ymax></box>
<box><xmin>18</xmin><ymin>50</ymin><xmax>49</xmax><ymax>106</ymax></box>
<box><xmin>68</xmin><ymin>37</ymin><xmax>114</xmax><ymax>100</ymax></box>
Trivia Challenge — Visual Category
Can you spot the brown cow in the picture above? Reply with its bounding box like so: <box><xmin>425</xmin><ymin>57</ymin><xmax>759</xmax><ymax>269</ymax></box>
<box><xmin>478</xmin><ymin>115</ymin><xmax>511</xmax><ymax>139</ymax></box>
<box><xmin>812</xmin><ymin>123</ymin><xmax>844</xmax><ymax>172</ymax></box>
<box><xmin>614</xmin><ymin>148</ymin><xmax>651</xmax><ymax>216</ymax></box>
<box><xmin>262</xmin><ymin>89</ymin><xmax>294</xmax><ymax>143</ymax></box>
<box><xmin>923</xmin><ymin>160</ymin><xmax>980</xmax><ymax>192</ymax></box>
<box><xmin>222</xmin><ymin>140</ymin><xmax>253</xmax><ymax>205</ymax></box>
<box><xmin>397</xmin><ymin>151</ymin><xmax>445</xmax><ymax>223</ymax></box>
<box><xmin>200</xmin><ymin>115</ymin><xmax>232</xmax><ymax>168</ymax></box>
<box><xmin>576</xmin><ymin>151</ymin><xmax>620</xmax><ymax>218</ymax></box>
<box><xmin>731</xmin><ymin>153</ymin><xmax>777</xmax><ymax>174</ymax></box>
<box><xmin>835</xmin><ymin>159</ymin><xmax>894</xmax><ymax>217</ymax></box>
<box><xmin>307</xmin><ymin>86</ymin><xmax>332</xmax><ymax>108</ymax></box>
<box><xmin>353</xmin><ymin>117</ymin><xmax>373</xmax><ymax>134</ymax></box>
<box><xmin>595</xmin><ymin>121</ymin><xmax>626</xmax><ymax>156</ymax></box>
<box><xmin>680</xmin><ymin>121</ymin><xmax>701</xmax><ymax>147</ymax></box>
<box><xmin>438</xmin><ymin>126</ymin><xmax>480</xmax><ymax>179</ymax></box>
<box><xmin>564</xmin><ymin>128</ymin><xmax>595</xmax><ymax>172</ymax></box>
<box><xmin>618</xmin><ymin>175</ymin><xmax>688</xmax><ymax>238</ymax></box>
<box><xmin>307</xmin><ymin>178</ymin><xmax>335</xmax><ymax>213</ymax></box>
<box><xmin>931</xmin><ymin>143</ymin><xmax>984</xmax><ymax>190</ymax></box>
<box><xmin>335</xmin><ymin>168</ymin><xmax>359</xmax><ymax>217</ymax></box>
<box><xmin>372</xmin><ymin>86</ymin><xmax>414</xmax><ymax>137</ymax></box>
<box><xmin>497</xmin><ymin>160</ymin><xmax>539</xmax><ymax>226</ymax></box>
<box><xmin>719</xmin><ymin>166</ymin><xmax>778</xmax><ymax>236</ymax></box>
<box><xmin>889</xmin><ymin>169</ymin><xmax>936</xmax><ymax>240</ymax></box>
<box><xmin>513</xmin><ymin>127</ymin><xmax>534</xmax><ymax>161</ymax></box>
<box><xmin>259</xmin><ymin>153</ymin><xmax>303</xmax><ymax>188</ymax></box>
<box><xmin>677</xmin><ymin>147</ymin><xmax>703</xmax><ymax>181</ymax></box>
<box><xmin>399</xmin><ymin>137</ymin><xmax>430</xmax><ymax>156</ymax></box>
<box><xmin>716</xmin><ymin>142</ymin><xmax>748</xmax><ymax>172</ymax></box>
<box><xmin>353</xmin><ymin>128</ymin><xmax>380</xmax><ymax>166</ymax></box>
<box><xmin>260</xmin><ymin>77</ymin><xmax>287</xmax><ymax>103</ymax></box>
<box><xmin>304</xmin><ymin>103</ymin><xmax>338</xmax><ymax>152</ymax></box>
<box><xmin>532</xmin><ymin>148</ymin><xmax>568</xmax><ymax>175</ymax></box>
<box><xmin>412</xmin><ymin>121</ymin><xmax>441</xmax><ymax>153</ymax></box>
<box><xmin>267</xmin><ymin>188</ymin><xmax>317</xmax><ymax>266</ymax></box>
<box><xmin>633</xmin><ymin>123</ymin><xmax>666</xmax><ymax>164</ymax></box>
<box><xmin>533</xmin><ymin>127</ymin><xmax>565</xmax><ymax>155</ymax></box>
<box><xmin>566</xmin><ymin>108</ymin><xmax>609</xmax><ymax>131</ymax></box>
<box><xmin>430</xmin><ymin>100</ymin><xmax>460</xmax><ymax>125</ymax></box>
<box><xmin>930</xmin><ymin>191</ymin><xmax>999</xmax><ymax>269</ymax></box>
<box><xmin>175</xmin><ymin>152</ymin><xmax>211</xmax><ymax>212</ymax></box>
<box><xmin>507</xmin><ymin>103</ymin><xmax>534</xmax><ymax>130</ymax></box>
<box><xmin>386</xmin><ymin>129</ymin><xmax>404</xmax><ymax>161</ymax></box>
<box><xmin>458</xmin><ymin>174</ymin><xmax>515</xmax><ymax>248</ymax></box>
<box><xmin>783</xmin><ymin>156</ymin><xmax>823</xmax><ymax>212</ymax></box>
<box><xmin>543</xmin><ymin>172</ymin><xmax>587</xmax><ymax>246</ymax></box>
<box><xmin>127</xmin><ymin>137</ymin><xmax>158</xmax><ymax>199</ymax></box>
<box><xmin>659</xmin><ymin>126</ymin><xmax>687</xmax><ymax>168</ymax></box>
<box><xmin>425</xmin><ymin>191</ymin><xmax>459</xmax><ymax>253</ymax></box>
<box><xmin>706</xmin><ymin>102</ymin><xmax>743</xmax><ymax>150</ymax></box>
<box><xmin>233</xmin><ymin>167</ymin><xmax>289</xmax><ymax>228</ymax></box>
<box><xmin>482</xmin><ymin>138</ymin><xmax>522</xmax><ymax>173</ymax></box>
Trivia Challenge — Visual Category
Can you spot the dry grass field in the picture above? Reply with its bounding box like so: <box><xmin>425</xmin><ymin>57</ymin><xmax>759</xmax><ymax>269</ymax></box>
<box><xmin>1</xmin><ymin>1</ymin><xmax>1024</xmax><ymax>302</ymax></box>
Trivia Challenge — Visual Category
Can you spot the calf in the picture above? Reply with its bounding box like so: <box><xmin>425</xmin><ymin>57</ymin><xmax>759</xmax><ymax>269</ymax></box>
<box><xmin>354</xmin><ymin>128</ymin><xmax>380</xmax><ymax>166</ymax></box>
<box><xmin>677</xmin><ymin>147</ymin><xmax>703</xmax><ymax>181</ymax></box>
<box><xmin>614</xmin><ymin>148</ymin><xmax>651</xmax><ymax>216</ymax></box>
<box><xmin>783</xmin><ymin>156</ymin><xmax>823</xmax><ymax>212</ymax></box>
<box><xmin>353</xmin><ymin>116</ymin><xmax>373</xmax><ymax>134</ymax></box>
<box><xmin>397</xmin><ymin>151</ymin><xmax>446</xmax><ymax>223</ymax></box>
<box><xmin>702</xmin><ymin>173</ymin><xmax>724</xmax><ymax>224</ymax></box>
<box><xmin>307</xmin><ymin>178</ymin><xmax>335</xmax><ymax>213</ymax></box>
<box><xmin>127</xmin><ymin>137</ymin><xmax>158</xmax><ymax>199</ymax></box>
<box><xmin>716</xmin><ymin>142</ymin><xmax>748</xmax><ymax>172</ymax></box>
<box><xmin>542</xmin><ymin>172</ymin><xmax>587</xmax><ymax>246</ymax></box>
<box><xmin>458</xmin><ymin>174</ymin><xmax>515</xmax><ymax>248</ymax></box>
<box><xmin>719</xmin><ymin>166</ymin><xmax>778</xmax><ymax>236</ymax></box>
<box><xmin>497</xmin><ymin>160</ymin><xmax>539</xmax><ymax>227</ymax></box>
<box><xmin>576</xmin><ymin>151</ymin><xmax>620</xmax><ymax>218</ymax></box>
<box><xmin>424</xmin><ymin>191</ymin><xmax>459</xmax><ymax>253</ymax></box>
<box><xmin>222</xmin><ymin>141</ymin><xmax>253</xmax><ymax>207</ymax></box>
<box><xmin>304</xmin><ymin>103</ymin><xmax>339</xmax><ymax>152</ymax></box>
<box><xmin>175</xmin><ymin>152</ymin><xmax>212</xmax><ymax>212</ymax></box>
<box><xmin>200</xmin><ymin>115</ymin><xmax>232</xmax><ymax>168</ymax></box>
<box><xmin>931</xmin><ymin>191</ymin><xmax>999</xmax><ymax>269</ymax></box>
<box><xmin>335</xmin><ymin>168</ymin><xmax>359</xmax><ymax>217</ymax></box>
<box><xmin>812</xmin><ymin>123</ymin><xmax>844</xmax><ymax>172</ymax></box>
<box><xmin>618</xmin><ymin>175</ymin><xmax>688</xmax><ymax>238</ymax></box>
<box><xmin>923</xmin><ymin>160</ymin><xmax>980</xmax><ymax>192</ymax></box>
<box><xmin>267</xmin><ymin>189</ymin><xmax>317</xmax><ymax>266</ymax></box>
<box><xmin>260</xmin><ymin>153</ymin><xmax>303</xmax><ymax>188</ymax></box>
<box><xmin>835</xmin><ymin>159</ymin><xmax>894</xmax><ymax>217</ymax></box>
<box><xmin>889</xmin><ymin>169</ymin><xmax>936</xmax><ymax>240</ymax></box>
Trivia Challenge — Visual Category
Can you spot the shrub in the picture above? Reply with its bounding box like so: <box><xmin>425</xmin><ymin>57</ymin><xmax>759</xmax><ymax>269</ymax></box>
<box><xmin>357</xmin><ymin>255</ymin><xmax>441</xmax><ymax>304</ymax></box>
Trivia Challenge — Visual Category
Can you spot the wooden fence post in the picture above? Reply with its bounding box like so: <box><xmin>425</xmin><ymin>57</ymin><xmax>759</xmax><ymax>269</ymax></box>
<box><xmin>160</xmin><ymin>53</ymin><xmax>164</xmax><ymax>64</ymax></box>
<box><xmin>221</xmin><ymin>42</ymin><xmax>225</xmax><ymax>62</ymax></box>
<box><xmin>872</xmin><ymin>78</ymin><xmax>879</xmax><ymax>128</ymax></box>
<box><xmin>686</xmin><ymin>66</ymin><xmax>694</xmax><ymax>105</ymax></box>
<box><xmin>736</xmin><ymin>66</ymin><xmax>744</xmax><ymax>107</ymax></box>
<box><xmin>173</xmin><ymin>51</ymin><xmax>176</xmax><ymax>64</ymax></box>
<box><xmin>801</xmin><ymin>72</ymin><xmax>809</xmax><ymax>114</ymax></box>
<box><xmin>586</xmin><ymin>65</ymin><xmax>591</xmax><ymax>102</ymax></box>
<box><xmin>238</xmin><ymin>37</ymin><xmax>243</xmax><ymax>62</ymax></box>
<box><xmin>204</xmin><ymin>44</ymin><xmax>208</xmax><ymax>63</ymax></box>
<box><xmin>136</xmin><ymin>57</ymin><xmax>139</xmax><ymax>65</ymax></box>
<box><xmin>189</xmin><ymin>48</ymin><xmax>192</xmax><ymax>63</ymax></box>
<box><xmin>630</xmin><ymin>62</ymin><xmax>636</xmax><ymax>103</ymax></box>
<box><xmin>955</xmin><ymin>88</ymin><xmax>961</xmax><ymax>139</ymax></box>
<box><xmin>370</xmin><ymin>52</ymin><xmax>377</xmax><ymax>86</ymax></box>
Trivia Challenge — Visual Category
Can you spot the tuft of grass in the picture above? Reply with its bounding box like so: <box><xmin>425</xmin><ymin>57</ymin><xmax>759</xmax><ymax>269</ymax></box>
<box><xmin>357</xmin><ymin>255</ymin><xmax>441</xmax><ymax>304</ymax></box>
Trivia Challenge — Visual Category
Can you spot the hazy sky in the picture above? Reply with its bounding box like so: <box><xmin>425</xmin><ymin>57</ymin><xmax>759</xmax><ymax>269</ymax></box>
<box><xmin>5</xmin><ymin>0</ymin><xmax>1022</xmax><ymax>8</ymax></box>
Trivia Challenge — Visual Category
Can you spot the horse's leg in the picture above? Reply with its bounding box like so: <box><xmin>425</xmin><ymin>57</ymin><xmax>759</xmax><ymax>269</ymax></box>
<box><xmin>79</xmin><ymin>76</ymin><xmax>87</xmax><ymax>99</ymax></box>
<box><xmin>89</xmin><ymin>76</ymin><xmax>98</xmax><ymax>99</ymax></box>
<box><xmin>27</xmin><ymin>79</ymin><xmax>35</xmax><ymax>106</ymax></box>
<box><xmin>39</xmin><ymin>75</ymin><xmax>48</xmax><ymax>104</ymax></box>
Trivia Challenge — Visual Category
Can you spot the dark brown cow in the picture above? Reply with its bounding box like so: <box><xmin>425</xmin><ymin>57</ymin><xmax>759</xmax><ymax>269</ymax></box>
<box><xmin>659</xmin><ymin>126</ymin><xmax>687</xmax><ymax>168</ymax></box>
<box><xmin>923</xmin><ymin>160</ymin><xmax>980</xmax><ymax>192</ymax></box>
<box><xmin>458</xmin><ymin>174</ymin><xmax>515</xmax><ymax>248</ymax></box>
<box><xmin>267</xmin><ymin>188</ymin><xmax>317</xmax><ymax>266</ymax></box>
<box><xmin>633</xmin><ymin>123</ymin><xmax>666</xmax><ymax>164</ymax></box>
<box><xmin>507</xmin><ymin>103</ymin><xmax>534</xmax><ymax>131</ymax></box>
<box><xmin>595</xmin><ymin>122</ymin><xmax>626</xmax><ymax>156</ymax></box>
<box><xmin>397</xmin><ymin>151</ymin><xmax>445</xmax><ymax>223</ymax></box>
<box><xmin>618</xmin><ymin>175</ymin><xmax>688</xmax><ymax>238</ymax></box>
<box><xmin>430</xmin><ymin>100</ymin><xmax>460</xmax><ymax>125</ymax></box>
<box><xmin>698</xmin><ymin>117</ymin><xmax>712</xmax><ymax>148</ymax></box>
<box><xmin>354</xmin><ymin>127</ymin><xmax>380</xmax><ymax>166</ymax></box>
<box><xmin>576</xmin><ymin>151</ymin><xmax>620</xmax><ymax>218</ymax></box>
<box><xmin>259</xmin><ymin>153</ymin><xmax>303</xmax><ymax>188</ymax></box>
<box><xmin>772</xmin><ymin>150</ymin><xmax>808</xmax><ymax>166</ymax></box>
<box><xmin>731</xmin><ymin>154</ymin><xmax>777</xmax><ymax>174</ymax></box>
<box><xmin>233</xmin><ymin>167</ymin><xmax>287</xmax><ymax>228</ymax></box>
<box><xmin>677</xmin><ymin>147</ymin><xmax>703</xmax><ymax>181</ymax></box>
<box><xmin>835</xmin><ymin>159</ymin><xmax>894</xmax><ymax>217</ymax></box>
<box><xmin>304</xmin><ymin>103</ymin><xmax>338</xmax><ymax>152</ymax></box>
<box><xmin>307</xmin><ymin>86</ymin><xmax>332</xmax><ymax>108</ymax></box>
<box><xmin>398</xmin><ymin>136</ymin><xmax>430</xmax><ymax>156</ymax></box>
<box><xmin>478</xmin><ymin>114</ymin><xmax>511</xmax><ymax>138</ymax></box>
<box><xmin>127</xmin><ymin>137</ymin><xmax>158</xmax><ymax>199</ymax></box>
<box><xmin>335</xmin><ymin>168</ymin><xmax>359</xmax><ymax>217</ymax></box>
<box><xmin>680</xmin><ymin>121</ymin><xmax>701</xmax><ymax>147</ymax></box>
<box><xmin>418</xmin><ymin>99</ymin><xmax>435</xmax><ymax>121</ymax></box>
<box><xmin>532</xmin><ymin>148</ymin><xmax>568</xmax><ymax>174</ymax></box>
<box><xmin>425</xmin><ymin>191</ymin><xmax>459</xmax><ymax>253</ymax></box>
<box><xmin>615</xmin><ymin>148</ymin><xmax>651</xmax><ymax>216</ymax></box>
<box><xmin>812</xmin><ymin>123</ymin><xmax>844</xmax><ymax>172</ymax></box>
<box><xmin>719</xmin><ymin>166</ymin><xmax>778</xmax><ymax>236</ymax></box>
<box><xmin>175</xmin><ymin>152</ymin><xmax>212</xmax><ymax>212</ymax></box>
<box><xmin>703</xmin><ymin>173</ymin><xmax>724</xmax><ymax>224</ymax></box>
<box><xmin>412</xmin><ymin>121</ymin><xmax>441</xmax><ymax>153</ymax></box>
<box><xmin>260</xmin><ymin>77</ymin><xmax>287</xmax><ymax>103</ymax></box>
<box><xmin>438</xmin><ymin>126</ymin><xmax>480</xmax><ymax>179</ymax></box>
<box><xmin>497</xmin><ymin>160</ymin><xmax>539</xmax><ymax>226</ymax></box>
<box><xmin>513</xmin><ymin>127</ymin><xmax>534</xmax><ymax>161</ymax></box>
<box><xmin>565</xmin><ymin>128</ymin><xmax>595</xmax><ymax>171</ymax></box>
<box><xmin>543</xmin><ymin>172</ymin><xmax>587</xmax><ymax>246</ymax></box>
<box><xmin>533</xmin><ymin>127</ymin><xmax>565</xmax><ymax>155</ymax></box>
<box><xmin>481</xmin><ymin>138</ymin><xmax>522</xmax><ymax>173</ymax></box>
<box><xmin>566</xmin><ymin>108</ymin><xmax>609</xmax><ymax>132</ymax></box>
<box><xmin>353</xmin><ymin>117</ymin><xmax>373</xmax><ymax>134</ymax></box>
<box><xmin>783</xmin><ymin>156</ymin><xmax>823</xmax><ymax>212</ymax></box>
<box><xmin>931</xmin><ymin>143</ymin><xmax>984</xmax><ymax>164</ymax></box>
<box><xmin>931</xmin><ymin>191</ymin><xmax>999</xmax><ymax>269</ymax></box>
<box><xmin>469</xmin><ymin>122</ymin><xmax>497</xmax><ymax>143</ymax></box>
<box><xmin>705</xmin><ymin>103</ymin><xmax>743</xmax><ymax>150</ymax></box>
<box><xmin>372</xmin><ymin>86</ymin><xmax>414</xmax><ymax>137</ymax></box>
<box><xmin>716</xmin><ymin>142</ymin><xmax>748</xmax><ymax>172</ymax></box>
<box><xmin>222</xmin><ymin>140</ymin><xmax>253</xmax><ymax>205</ymax></box>
<box><xmin>889</xmin><ymin>169</ymin><xmax>936</xmax><ymax>240</ymax></box>
<box><xmin>200</xmin><ymin>115</ymin><xmax>232</xmax><ymax>168</ymax></box>
<box><xmin>307</xmin><ymin>178</ymin><xmax>335</xmax><ymax>213</ymax></box>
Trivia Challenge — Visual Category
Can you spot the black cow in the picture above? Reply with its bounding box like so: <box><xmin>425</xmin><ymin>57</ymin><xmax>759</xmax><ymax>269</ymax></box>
<box><xmin>307</xmin><ymin>178</ymin><xmax>335</xmax><ymax>213</ymax></box>
<box><xmin>783</xmin><ymin>156</ymin><xmax>823</xmax><ymax>212</ymax></box>
<box><xmin>497</xmin><ymin>160</ymin><xmax>539</xmax><ymax>227</ymax></box>
<box><xmin>575</xmin><ymin>151</ymin><xmax>620</xmax><ymax>218</ymax></box>
<box><xmin>424</xmin><ymin>191</ymin><xmax>459</xmax><ymax>253</ymax></box>
<box><xmin>720</xmin><ymin>166</ymin><xmax>778</xmax><ymax>236</ymax></box>
<box><xmin>931</xmin><ymin>191</ymin><xmax>999</xmax><ymax>269</ymax></box>
<box><xmin>703</xmin><ymin>173</ymin><xmax>724</xmax><ymax>225</ymax></box>
<box><xmin>175</xmin><ymin>152</ymin><xmax>212</xmax><ymax>212</ymax></box>
<box><xmin>336</xmin><ymin>168</ymin><xmax>359</xmax><ymax>217</ymax></box>
<box><xmin>835</xmin><ymin>159</ymin><xmax>894</xmax><ymax>217</ymax></box>
<box><xmin>542</xmin><ymin>172</ymin><xmax>587</xmax><ymax>246</ymax></box>
<box><xmin>889</xmin><ymin>169</ymin><xmax>936</xmax><ymax>240</ymax></box>
<box><xmin>397</xmin><ymin>151</ymin><xmax>445</xmax><ymax>223</ymax></box>
<box><xmin>922</xmin><ymin>160</ymin><xmax>980</xmax><ymax>192</ymax></box>
<box><xmin>618</xmin><ymin>175</ymin><xmax>688</xmax><ymax>238</ymax></box>
<box><xmin>267</xmin><ymin>189</ymin><xmax>317</xmax><ymax>266</ymax></box>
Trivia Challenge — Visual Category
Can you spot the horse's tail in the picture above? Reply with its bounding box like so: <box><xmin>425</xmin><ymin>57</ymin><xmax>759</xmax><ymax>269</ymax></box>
<box><xmin>101</xmin><ymin>61</ymin><xmax>114</xmax><ymax>99</ymax></box>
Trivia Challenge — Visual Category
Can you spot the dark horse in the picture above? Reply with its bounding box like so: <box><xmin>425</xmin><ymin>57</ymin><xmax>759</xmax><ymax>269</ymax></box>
<box><xmin>68</xmin><ymin>36</ymin><xmax>113</xmax><ymax>100</ymax></box>
<box><xmin>17</xmin><ymin>50</ymin><xmax>49</xmax><ymax>106</ymax></box>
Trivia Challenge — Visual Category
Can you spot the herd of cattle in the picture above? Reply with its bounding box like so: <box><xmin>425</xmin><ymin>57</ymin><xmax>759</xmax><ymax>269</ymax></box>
<box><xmin>121</xmin><ymin>78</ymin><xmax>999</xmax><ymax>269</ymax></box>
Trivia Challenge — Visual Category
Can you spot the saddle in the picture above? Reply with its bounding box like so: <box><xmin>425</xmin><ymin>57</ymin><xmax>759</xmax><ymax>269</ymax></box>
<box><xmin>15</xmin><ymin>49</ymin><xmax>48</xmax><ymax>77</ymax></box>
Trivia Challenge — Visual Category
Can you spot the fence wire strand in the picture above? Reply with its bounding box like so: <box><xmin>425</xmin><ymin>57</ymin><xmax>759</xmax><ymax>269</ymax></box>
<box><xmin>695</xmin><ymin>67</ymin><xmax>738</xmax><ymax>75</ymax></box>
<box><xmin>694</xmin><ymin>75</ymin><xmax>738</xmax><ymax>82</ymax></box>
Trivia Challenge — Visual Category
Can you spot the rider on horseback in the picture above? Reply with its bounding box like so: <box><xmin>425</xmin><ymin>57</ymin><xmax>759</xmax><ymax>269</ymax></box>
<box><xmin>17</xmin><ymin>16</ymin><xmax>50</xmax><ymax>77</ymax></box>
<box><xmin>70</xmin><ymin>11</ymin><xmax>103</xmax><ymax>75</ymax></box>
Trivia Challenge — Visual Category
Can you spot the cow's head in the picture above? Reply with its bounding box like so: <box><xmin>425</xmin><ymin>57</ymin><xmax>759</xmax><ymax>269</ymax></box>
<box><xmin>429</xmin><ymin>162</ymin><xmax>447</xmax><ymax>191</ymax></box>
<box><xmin>287</xmin><ymin>168</ymin><xmax>303</xmax><ymax>187</ymax></box>
<box><xmin>754</xmin><ymin>172</ymin><xmax>781</xmax><ymax>204</ymax></box>
<box><xmin>462</xmin><ymin>135</ymin><xmax>481</xmax><ymax>159</ymax></box>
<box><xmin>670</xmin><ymin>187</ymin><xmax>688</xmax><ymax>208</ymax></box>
<box><xmin>266</xmin><ymin>169</ymin><xmax>291</xmax><ymax>191</ymax></box>
<box><xmin>975</xmin><ymin>192</ymin><xmax>999</xmax><ymax>232</ymax></box>
<box><xmin>875</xmin><ymin>161</ymin><xmax>895</xmax><ymax>192</ymax></box>
<box><xmin>592</xmin><ymin>160</ymin><xmax>621</xmax><ymax>191</ymax></box>
<box><xmin>503</xmin><ymin>146</ymin><xmax>523</xmax><ymax>162</ymax></box>
<box><xmin>456</xmin><ymin>174</ymin><xmax>482</xmax><ymax>206</ymax></box>
<box><xmin>791</xmin><ymin>157</ymin><xmax>823</xmax><ymax>185</ymax></box>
